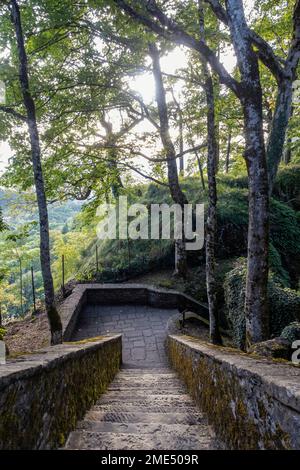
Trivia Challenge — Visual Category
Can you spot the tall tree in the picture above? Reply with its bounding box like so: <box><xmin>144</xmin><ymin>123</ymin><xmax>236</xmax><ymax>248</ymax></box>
<box><xmin>111</xmin><ymin>0</ymin><xmax>272</xmax><ymax>347</ymax></box>
<box><xmin>225</xmin><ymin>0</ymin><xmax>269</xmax><ymax>348</ymax></box>
<box><xmin>198</xmin><ymin>0</ymin><xmax>222</xmax><ymax>344</ymax></box>
<box><xmin>149</xmin><ymin>43</ymin><xmax>188</xmax><ymax>277</ymax></box>
<box><xmin>8</xmin><ymin>0</ymin><xmax>62</xmax><ymax>344</ymax></box>
<box><xmin>266</xmin><ymin>0</ymin><xmax>300</xmax><ymax>192</ymax></box>
<box><xmin>225</xmin><ymin>129</ymin><xmax>232</xmax><ymax>173</ymax></box>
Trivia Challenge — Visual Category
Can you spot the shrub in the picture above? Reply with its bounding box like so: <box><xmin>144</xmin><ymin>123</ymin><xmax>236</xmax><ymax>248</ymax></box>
<box><xmin>223</xmin><ymin>260</ymin><xmax>247</xmax><ymax>349</ymax></box>
<box><xmin>76</xmin><ymin>171</ymin><xmax>300</xmax><ymax>288</ymax></box>
<box><xmin>273</xmin><ymin>164</ymin><xmax>300</xmax><ymax>210</ymax></box>
<box><xmin>280</xmin><ymin>322</ymin><xmax>300</xmax><ymax>344</ymax></box>
<box><xmin>268</xmin><ymin>243</ymin><xmax>290</xmax><ymax>287</ymax></box>
<box><xmin>224</xmin><ymin>259</ymin><xmax>300</xmax><ymax>350</ymax></box>
<box><xmin>0</xmin><ymin>327</ymin><xmax>6</xmax><ymax>341</ymax></box>
<box><xmin>268</xmin><ymin>282</ymin><xmax>300</xmax><ymax>336</ymax></box>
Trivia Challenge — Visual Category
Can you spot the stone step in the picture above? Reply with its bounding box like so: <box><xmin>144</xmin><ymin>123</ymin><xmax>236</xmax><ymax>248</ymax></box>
<box><xmin>112</xmin><ymin>373</ymin><xmax>182</xmax><ymax>385</ymax></box>
<box><xmin>92</xmin><ymin>402</ymin><xmax>199</xmax><ymax>414</ymax></box>
<box><xmin>109</xmin><ymin>378</ymin><xmax>186</xmax><ymax>390</ymax></box>
<box><xmin>76</xmin><ymin>420</ymin><xmax>210</xmax><ymax>436</ymax></box>
<box><xmin>119</xmin><ymin>368</ymin><xmax>172</xmax><ymax>374</ymax></box>
<box><xmin>84</xmin><ymin>410</ymin><xmax>206</xmax><ymax>425</ymax></box>
<box><xmin>65</xmin><ymin>429</ymin><xmax>214</xmax><ymax>450</ymax></box>
<box><xmin>116</xmin><ymin>374</ymin><xmax>178</xmax><ymax>381</ymax></box>
<box><xmin>110</xmin><ymin>375</ymin><xmax>181</xmax><ymax>383</ymax></box>
<box><xmin>96</xmin><ymin>393</ymin><xmax>194</xmax><ymax>406</ymax></box>
<box><xmin>63</xmin><ymin>363</ymin><xmax>216</xmax><ymax>450</ymax></box>
<box><xmin>106</xmin><ymin>387</ymin><xmax>187</xmax><ymax>395</ymax></box>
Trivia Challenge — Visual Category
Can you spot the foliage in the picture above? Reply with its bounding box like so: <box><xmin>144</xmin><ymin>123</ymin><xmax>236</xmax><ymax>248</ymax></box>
<box><xmin>0</xmin><ymin>0</ymin><xmax>298</xmax><ymax>343</ymax></box>
<box><xmin>0</xmin><ymin>192</ymin><xmax>82</xmax><ymax>320</ymax></box>
<box><xmin>0</xmin><ymin>327</ymin><xmax>6</xmax><ymax>341</ymax></box>
<box><xmin>0</xmin><ymin>207</ymin><xmax>7</xmax><ymax>232</ymax></box>
<box><xmin>224</xmin><ymin>259</ymin><xmax>300</xmax><ymax>350</ymax></box>
<box><xmin>272</xmin><ymin>165</ymin><xmax>300</xmax><ymax>210</ymax></box>
<box><xmin>280</xmin><ymin>322</ymin><xmax>300</xmax><ymax>344</ymax></box>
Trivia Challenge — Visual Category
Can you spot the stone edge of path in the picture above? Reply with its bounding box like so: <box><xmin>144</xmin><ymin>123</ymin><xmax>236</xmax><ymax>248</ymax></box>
<box><xmin>167</xmin><ymin>334</ymin><xmax>300</xmax><ymax>450</ymax></box>
<box><xmin>0</xmin><ymin>334</ymin><xmax>122</xmax><ymax>449</ymax></box>
<box><xmin>59</xmin><ymin>283</ymin><xmax>210</xmax><ymax>341</ymax></box>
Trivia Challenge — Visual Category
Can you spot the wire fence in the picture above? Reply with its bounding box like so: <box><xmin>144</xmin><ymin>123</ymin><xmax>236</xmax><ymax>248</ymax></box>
<box><xmin>0</xmin><ymin>237</ymin><xmax>175</xmax><ymax>324</ymax></box>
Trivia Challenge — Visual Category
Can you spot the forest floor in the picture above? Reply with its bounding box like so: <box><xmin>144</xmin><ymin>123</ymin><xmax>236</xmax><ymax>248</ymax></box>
<box><xmin>5</xmin><ymin>311</ymin><xmax>50</xmax><ymax>356</ymax></box>
<box><xmin>4</xmin><ymin>280</ymin><xmax>76</xmax><ymax>356</ymax></box>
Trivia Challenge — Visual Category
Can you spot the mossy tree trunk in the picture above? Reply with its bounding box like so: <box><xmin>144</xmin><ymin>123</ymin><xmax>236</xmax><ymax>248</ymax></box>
<box><xmin>225</xmin><ymin>129</ymin><xmax>232</xmax><ymax>173</ymax></box>
<box><xmin>199</xmin><ymin>0</ymin><xmax>222</xmax><ymax>345</ymax></box>
<box><xmin>226</xmin><ymin>0</ymin><xmax>270</xmax><ymax>348</ymax></box>
<box><xmin>267</xmin><ymin>0</ymin><xmax>300</xmax><ymax>193</ymax></box>
<box><xmin>9</xmin><ymin>0</ymin><xmax>62</xmax><ymax>345</ymax></box>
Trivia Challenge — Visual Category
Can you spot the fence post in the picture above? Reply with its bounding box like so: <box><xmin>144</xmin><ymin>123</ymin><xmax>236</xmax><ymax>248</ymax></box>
<box><xmin>31</xmin><ymin>266</ymin><xmax>37</xmax><ymax>315</ymax></box>
<box><xmin>19</xmin><ymin>258</ymin><xmax>23</xmax><ymax>316</ymax></box>
<box><xmin>62</xmin><ymin>254</ymin><xmax>66</xmax><ymax>297</ymax></box>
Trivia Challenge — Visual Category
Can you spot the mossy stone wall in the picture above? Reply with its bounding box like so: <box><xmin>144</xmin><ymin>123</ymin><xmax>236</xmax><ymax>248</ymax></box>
<box><xmin>167</xmin><ymin>335</ymin><xmax>300</xmax><ymax>450</ymax></box>
<box><xmin>60</xmin><ymin>284</ymin><xmax>210</xmax><ymax>341</ymax></box>
<box><xmin>0</xmin><ymin>335</ymin><xmax>122</xmax><ymax>450</ymax></box>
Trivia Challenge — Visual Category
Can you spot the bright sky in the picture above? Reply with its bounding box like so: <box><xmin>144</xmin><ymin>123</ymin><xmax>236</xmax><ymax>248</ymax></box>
<box><xmin>131</xmin><ymin>45</ymin><xmax>237</xmax><ymax>104</ymax></box>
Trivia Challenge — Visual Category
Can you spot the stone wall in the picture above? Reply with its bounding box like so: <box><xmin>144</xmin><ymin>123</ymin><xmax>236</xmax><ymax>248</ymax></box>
<box><xmin>167</xmin><ymin>335</ymin><xmax>300</xmax><ymax>450</ymax></box>
<box><xmin>0</xmin><ymin>335</ymin><xmax>122</xmax><ymax>450</ymax></box>
<box><xmin>61</xmin><ymin>283</ymin><xmax>210</xmax><ymax>340</ymax></box>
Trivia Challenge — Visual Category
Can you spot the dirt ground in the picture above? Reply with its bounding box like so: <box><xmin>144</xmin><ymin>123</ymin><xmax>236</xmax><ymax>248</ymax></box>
<box><xmin>5</xmin><ymin>312</ymin><xmax>50</xmax><ymax>357</ymax></box>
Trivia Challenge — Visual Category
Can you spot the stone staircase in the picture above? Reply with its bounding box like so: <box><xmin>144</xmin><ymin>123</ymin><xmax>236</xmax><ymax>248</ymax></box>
<box><xmin>65</xmin><ymin>367</ymin><xmax>216</xmax><ymax>450</ymax></box>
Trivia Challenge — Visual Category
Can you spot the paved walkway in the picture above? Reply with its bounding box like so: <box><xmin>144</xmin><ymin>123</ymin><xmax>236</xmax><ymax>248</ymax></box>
<box><xmin>69</xmin><ymin>303</ymin><xmax>217</xmax><ymax>450</ymax></box>
<box><xmin>72</xmin><ymin>304</ymin><xmax>178</xmax><ymax>368</ymax></box>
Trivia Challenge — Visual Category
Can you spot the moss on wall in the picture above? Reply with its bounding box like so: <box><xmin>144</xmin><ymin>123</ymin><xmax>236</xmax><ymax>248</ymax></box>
<box><xmin>0</xmin><ymin>336</ymin><xmax>122</xmax><ymax>450</ymax></box>
<box><xmin>167</xmin><ymin>335</ymin><xmax>298</xmax><ymax>450</ymax></box>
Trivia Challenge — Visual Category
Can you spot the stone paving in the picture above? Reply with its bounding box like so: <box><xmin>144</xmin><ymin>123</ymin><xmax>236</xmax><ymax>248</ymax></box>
<box><xmin>72</xmin><ymin>304</ymin><xmax>178</xmax><ymax>368</ymax></box>
<box><xmin>68</xmin><ymin>304</ymin><xmax>218</xmax><ymax>450</ymax></box>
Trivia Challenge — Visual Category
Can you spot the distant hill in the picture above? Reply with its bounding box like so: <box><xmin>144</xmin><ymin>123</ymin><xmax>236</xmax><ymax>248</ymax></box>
<box><xmin>0</xmin><ymin>188</ymin><xmax>82</xmax><ymax>230</ymax></box>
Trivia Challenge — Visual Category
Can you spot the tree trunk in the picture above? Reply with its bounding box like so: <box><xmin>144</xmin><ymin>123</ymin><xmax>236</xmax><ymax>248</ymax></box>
<box><xmin>10</xmin><ymin>0</ymin><xmax>62</xmax><ymax>345</ymax></box>
<box><xmin>199</xmin><ymin>0</ymin><xmax>222</xmax><ymax>345</ymax></box>
<box><xmin>100</xmin><ymin>116</ymin><xmax>124</xmax><ymax>198</ymax></box>
<box><xmin>171</xmin><ymin>89</ymin><xmax>184</xmax><ymax>176</ymax></box>
<box><xmin>267</xmin><ymin>0</ymin><xmax>299</xmax><ymax>192</ymax></box>
<box><xmin>283</xmin><ymin>138</ymin><xmax>292</xmax><ymax>164</ymax></box>
<box><xmin>243</xmin><ymin>102</ymin><xmax>270</xmax><ymax>348</ymax></box>
<box><xmin>196</xmin><ymin>151</ymin><xmax>206</xmax><ymax>190</ymax></box>
<box><xmin>108</xmin><ymin>152</ymin><xmax>124</xmax><ymax>199</ymax></box>
<box><xmin>179</xmin><ymin>116</ymin><xmax>184</xmax><ymax>176</ymax></box>
<box><xmin>226</xmin><ymin>0</ymin><xmax>269</xmax><ymax>348</ymax></box>
<box><xmin>149</xmin><ymin>42</ymin><xmax>188</xmax><ymax>277</ymax></box>
<box><xmin>225</xmin><ymin>129</ymin><xmax>232</xmax><ymax>173</ymax></box>
<box><xmin>19</xmin><ymin>257</ymin><xmax>23</xmax><ymax>316</ymax></box>
<box><xmin>267</xmin><ymin>80</ymin><xmax>294</xmax><ymax>193</ymax></box>
<box><xmin>205</xmin><ymin>76</ymin><xmax>222</xmax><ymax>345</ymax></box>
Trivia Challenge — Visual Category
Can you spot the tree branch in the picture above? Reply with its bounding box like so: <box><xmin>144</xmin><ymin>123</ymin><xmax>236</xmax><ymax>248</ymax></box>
<box><xmin>285</xmin><ymin>0</ymin><xmax>300</xmax><ymax>79</ymax></box>
<box><xmin>0</xmin><ymin>105</ymin><xmax>27</xmax><ymax>121</ymax></box>
<box><xmin>112</xmin><ymin>0</ymin><xmax>241</xmax><ymax>97</ymax></box>
<box><xmin>204</xmin><ymin>0</ymin><xmax>285</xmax><ymax>83</ymax></box>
